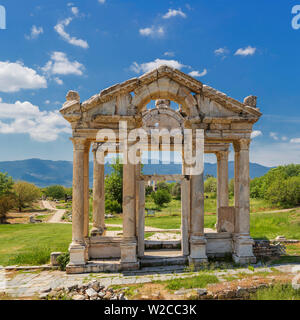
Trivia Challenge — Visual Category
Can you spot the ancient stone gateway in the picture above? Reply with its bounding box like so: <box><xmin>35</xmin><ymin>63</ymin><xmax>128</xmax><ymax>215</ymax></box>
<box><xmin>60</xmin><ymin>65</ymin><xmax>262</xmax><ymax>274</ymax></box>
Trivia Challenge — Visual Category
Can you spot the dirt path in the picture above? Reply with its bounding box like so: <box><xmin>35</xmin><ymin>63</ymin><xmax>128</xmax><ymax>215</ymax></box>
<box><xmin>255</xmin><ymin>207</ymin><xmax>299</xmax><ymax>214</ymax></box>
<box><xmin>42</xmin><ymin>200</ymin><xmax>66</xmax><ymax>224</ymax></box>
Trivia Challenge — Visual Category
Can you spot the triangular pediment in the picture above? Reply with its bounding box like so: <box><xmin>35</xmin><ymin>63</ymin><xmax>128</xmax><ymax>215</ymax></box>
<box><xmin>61</xmin><ymin>65</ymin><xmax>262</xmax><ymax>124</ymax></box>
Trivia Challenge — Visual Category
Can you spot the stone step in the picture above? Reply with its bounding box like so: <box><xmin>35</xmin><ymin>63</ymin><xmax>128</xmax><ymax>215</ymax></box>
<box><xmin>140</xmin><ymin>256</ymin><xmax>188</xmax><ymax>268</ymax></box>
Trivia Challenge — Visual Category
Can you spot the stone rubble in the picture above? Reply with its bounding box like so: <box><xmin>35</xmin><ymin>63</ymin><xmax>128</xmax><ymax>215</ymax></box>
<box><xmin>40</xmin><ymin>280</ymin><xmax>127</xmax><ymax>301</ymax></box>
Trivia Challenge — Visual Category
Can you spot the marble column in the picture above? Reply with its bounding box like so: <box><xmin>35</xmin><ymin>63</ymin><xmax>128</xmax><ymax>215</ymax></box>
<box><xmin>216</xmin><ymin>150</ymin><xmax>229</xmax><ymax>232</ymax></box>
<box><xmin>188</xmin><ymin>129</ymin><xmax>207</xmax><ymax>266</ymax></box>
<box><xmin>120</xmin><ymin>156</ymin><xmax>139</xmax><ymax>269</ymax></box>
<box><xmin>232</xmin><ymin>139</ymin><xmax>256</xmax><ymax>264</ymax></box>
<box><xmin>83</xmin><ymin>142</ymin><xmax>91</xmax><ymax>241</ymax></box>
<box><xmin>68</xmin><ymin>137</ymin><xmax>87</xmax><ymax>266</ymax></box>
<box><xmin>91</xmin><ymin>144</ymin><xmax>106</xmax><ymax>237</ymax></box>
<box><xmin>181</xmin><ymin>177</ymin><xmax>190</xmax><ymax>256</ymax></box>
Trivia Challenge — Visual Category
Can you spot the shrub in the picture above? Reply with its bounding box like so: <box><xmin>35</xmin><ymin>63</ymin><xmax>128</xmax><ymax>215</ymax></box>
<box><xmin>105</xmin><ymin>199</ymin><xmax>122</xmax><ymax>214</ymax></box>
<box><xmin>204</xmin><ymin>177</ymin><xmax>217</xmax><ymax>194</ymax></box>
<box><xmin>45</xmin><ymin>185</ymin><xmax>66</xmax><ymax>200</ymax></box>
<box><xmin>171</xmin><ymin>182</ymin><xmax>181</xmax><ymax>200</ymax></box>
<box><xmin>145</xmin><ymin>185</ymin><xmax>154</xmax><ymax>196</ymax></box>
<box><xmin>57</xmin><ymin>252</ymin><xmax>70</xmax><ymax>271</ymax></box>
<box><xmin>105</xmin><ymin>158</ymin><xmax>123</xmax><ymax>206</ymax></box>
<box><xmin>157</xmin><ymin>182</ymin><xmax>171</xmax><ymax>192</ymax></box>
<box><xmin>151</xmin><ymin>189</ymin><xmax>171</xmax><ymax>207</ymax></box>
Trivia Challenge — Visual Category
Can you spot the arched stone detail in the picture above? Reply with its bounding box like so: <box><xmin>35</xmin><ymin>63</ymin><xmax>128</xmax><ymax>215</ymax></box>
<box><xmin>131</xmin><ymin>77</ymin><xmax>200</xmax><ymax>118</ymax></box>
<box><xmin>142</xmin><ymin>107</ymin><xmax>185</xmax><ymax>131</ymax></box>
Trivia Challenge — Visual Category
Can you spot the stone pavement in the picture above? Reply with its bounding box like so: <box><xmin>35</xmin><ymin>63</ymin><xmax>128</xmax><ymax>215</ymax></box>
<box><xmin>1</xmin><ymin>263</ymin><xmax>299</xmax><ymax>298</ymax></box>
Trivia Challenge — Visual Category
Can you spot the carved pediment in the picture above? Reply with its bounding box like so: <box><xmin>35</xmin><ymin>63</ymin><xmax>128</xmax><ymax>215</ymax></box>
<box><xmin>60</xmin><ymin>65</ymin><xmax>262</xmax><ymax>128</ymax></box>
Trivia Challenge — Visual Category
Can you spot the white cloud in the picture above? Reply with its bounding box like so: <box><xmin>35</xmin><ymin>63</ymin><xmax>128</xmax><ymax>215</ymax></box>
<box><xmin>130</xmin><ymin>59</ymin><xmax>186</xmax><ymax>74</ymax></box>
<box><xmin>290</xmin><ymin>138</ymin><xmax>300</xmax><ymax>144</ymax></box>
<box><xmin>54</xmin><ymin>77</ymin><xmax>64</xmax><ymax>85</ymax></box>
<box><xmin>0</xmin><ymin>99</ymin><xmax>71</xmax><ymax>142</ymax></box>
<box><xmin>270</xmin><ymin>132</ymin><xmax>279</xmax><ymax>141</ymax></box>
<box><xmin>251</xmin><ymin>130</ymin><xmax>262</xmax><ymax>139</ymax></box>
<box><xmin>25</xmin><ymin>25</ymin><xmax>44</xmax><ymax>40</ymax></box>
<box><xmin>234</xmin><ymin>46</ymin><xmax>256</xmax><ymax>56</ymax></box>
<box><xmin>164</xmin><ymin>51</ymin><xmax>175</xmax><ymax>57</ymax></box>
<box><xmin>54</xmin><ymin>12</ymin><xmax>89</xmax><ymax>49</ymax></box>
<box><xmin>42</xmin><ymin>52</ymin><xmax>84</xmax><ymax>76</ymax></box>
<box><xmin>139</xmin><ymin>26</ymin><xmax>165</xmax><ymax>38</ymax></box>
<box><xmin>214</xmin><ymin>47</ymin><xmax>229</xmax><ymax>58</ymax></box>
<box><xmin>281</xmin><ymin>136</ymin><xmax>288</xmax><ymax>141</ymax></box>
<box><xmin>0</xmin><ymin>61</ymin><xmax>47</xmax><ymax>93</ymax></box>
<box><xmin>71</xmin><ymin>7</ymin><xmax>79</xmax><ymax>16</ymax></box>
<box><xmin>163</xmin><ymin>9</ymin><xmax>187</xmax><ymax>19</ymax></box>
<box><xmin>45</xmin><ymin>100</ymin><xmax>50</xmax><ymax>105</ymax></box>
<box><xmin>250</xmin><ymin>141</ymin><xmax>300</xmax><ymax>167</ymax></box>
<box><xmin>98</xmin><ymin>0</ymin><xmax>106</xmax><ymax>3</ymax></box>
<box><xmin>188</xmin><ymin>69</ymin><xmax>207</xmax><ymax>77</ymax></box>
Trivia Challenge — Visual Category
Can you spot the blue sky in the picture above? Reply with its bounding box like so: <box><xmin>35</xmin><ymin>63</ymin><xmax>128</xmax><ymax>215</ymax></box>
<box><xmin>0</xmin><ymin>0</ymin><xmax>299</xmax><ymax>166</ymax></box>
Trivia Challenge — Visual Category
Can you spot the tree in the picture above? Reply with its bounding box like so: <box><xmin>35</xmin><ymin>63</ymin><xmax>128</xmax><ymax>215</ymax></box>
<box><xmin>229</xmin><ymin>178</ymin><xmax>234</xmax><ymax>198</ymax></box>
<box><xmin>204</xmin><ymin>177</ymin><xmax>217</xmax><ymax>194</ymax></box>
<box><xmin>0</xmin><ymin>172</ymin><xmax>15</xmax><ymax>223</ymax></box>
<box><xmin>249</xmin><ymin>164</ymin><xmax>300</xmax><ymax>207</ymax></box>
<box><xmin>145</xmin><ymin>185</ymin><xmax>154</xmax><ymax>196</ymax></box>
<box><xmin>13</xmin><ymin>181</ymin><xmax>41</xmax><ymax>212</ymax></box>
<box><xmin>105</xmin><ymin>158</ymin><xmax>123</xmax><ymax>207</ymax></box>
<box><xmin>45</xmin><ymin>185</ymin><xmax>66</xmax><ymax>200</ymax></box>
<box><xmin>151</xmin><ymin>189</ymin><xmax>171</xmax><ymax>207</ymax></box>
<box><xmin>157</xmin><ymin>182</ymin><xmax>170</xmax><ymax>192</ymax></box>
<box><xmin>171</xmin><ymin>182</ymin><xmax>181</xmax><ymax>200</ymax></box>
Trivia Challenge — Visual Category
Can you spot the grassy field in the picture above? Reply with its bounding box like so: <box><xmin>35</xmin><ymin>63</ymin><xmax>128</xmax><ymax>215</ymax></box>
<box><xmin>0</xmin><ymin>196</ymin><xmax>299</xmax><ymax>266</ymax></box>
<box><xmin>0</xmin><ymin>224</ymin><xmax>72</xmax><ymax>266</ymax></box>
<box><xmin>250</xmin><ymin>284</ymin><xmax>300</xmax><ymax>300</ymax></box>
<box><xmin>0</xmin><ymin>224</ymin><xmax>122</xmax><ymax>266</ymax></box>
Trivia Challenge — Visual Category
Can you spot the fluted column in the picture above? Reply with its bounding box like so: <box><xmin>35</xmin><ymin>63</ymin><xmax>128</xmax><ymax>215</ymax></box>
<box><xmin>120</xmin><ymin>150</ymin><xmax>138</xmax><ymax>269</ymax></box>
<box><xmin>69</xmin><ymin>137</ymin><xmax>87</xmax><ymax>266</ymax></box>
<box><xmin>232</xmin><ymin>139</ymin><xmax>256</xmax><ymax>264</ymax></box>
<box><xmin>91</xmin><ymin>144</ymin><xmax>106</xmax><ymax>237</ymax></box>
<box><xmin>216</xmin><ymin>150</ymin><xmax>229</xmax><ymax>232</ymax></box>
<box><xmin>83</xmin><ymin>141</ymin><xmax>91</xmax><ymax>240</ymax></box>
<box><xmin>188</xmin><ymin>129</ymin><xmax>207</xmax><ymax>266</ymax></box>
<box><xmin>216</xmin><ymin>151</ymin><xmax>229</xmax><ymax>210</ymax></box>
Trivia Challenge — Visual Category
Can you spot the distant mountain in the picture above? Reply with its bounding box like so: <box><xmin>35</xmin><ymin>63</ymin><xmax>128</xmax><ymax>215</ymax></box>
<box><xmin>0</xmin><ymin>159</ymin><xmax>273</xmax><ymax>188</ymax></box>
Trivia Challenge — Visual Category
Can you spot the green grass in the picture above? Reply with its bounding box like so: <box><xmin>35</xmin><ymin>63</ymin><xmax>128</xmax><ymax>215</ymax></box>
<box><xmin>155</xmin><ymin>274</ymin><xmax>219</xmax><ymax>291</ymax></box>
<box><xmin>250</xmin><ymin>209</ymin><xmax>300</xmax><ymax>240</ymax></box>
<box><xmin>0</xmin><ymin>224</ymin><xmax>72</xmax><ymax>266</ymax></box>
<box><xmin>105</xmin><ymin>197</ymin><xmax>288</xmax><ymax>233</ymax></box>
<box><xmin>250</xmin><ymin>284</ymin><xmax>300</xmax><ymax>300</ymax></box>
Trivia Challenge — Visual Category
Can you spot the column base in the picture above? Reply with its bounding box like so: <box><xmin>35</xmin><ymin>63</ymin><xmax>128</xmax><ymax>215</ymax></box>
<box><xmin>232</xmin><ymin>234</ymin><xmax>256</xmax><ymax>265</ymax></box>
<box><xmin>188</xmin><ymin>257</ymin><xmax>208</xmax><ymax>269</ymax></box>
<box><xmin>189</xmin><ymin>236</ymin><xmax>208</xmax><ymax>263</ymax></box>
<box><xmin>121</xmin><ymin>261</ymin><xmax>140</xmax><ymax>271</ymax></box>
<box><xmin>90</xmin><ymin>226</ymin><xmax>106</xmax><ymax>237</ymax></box>
<box><xmin>120</xmin><ymin>241</ymin><xmax>137</xmax><ymax>264</ymax></box>
<box><xmin>68</xmin><ymin>242</ymin><xmax>87</xmax><ymax>266</ymax></box>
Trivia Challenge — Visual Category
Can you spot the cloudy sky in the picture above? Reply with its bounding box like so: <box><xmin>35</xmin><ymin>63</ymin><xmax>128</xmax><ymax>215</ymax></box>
<box><xmin>0</xmin><ymin>0</ymin><xmax>299</xmax><ymax>167</ymax></box>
